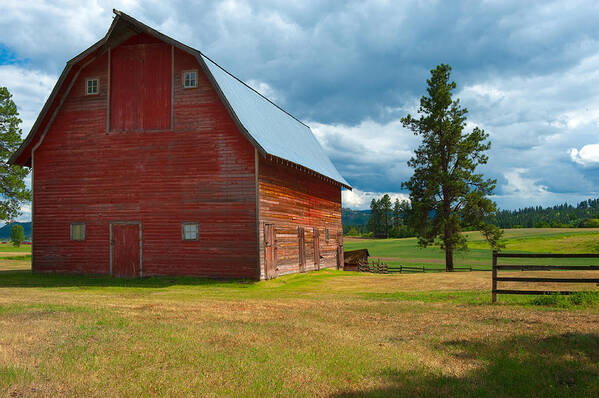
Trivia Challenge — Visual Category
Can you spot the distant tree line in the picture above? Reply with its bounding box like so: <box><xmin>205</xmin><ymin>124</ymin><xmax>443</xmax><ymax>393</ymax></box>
<box><xmin>493</xmin><ymin>198</ymin><xmax>599</xmax><ymax>228</ymax></box>
<box><xmin>344</xmin><ymin>195</ymin><xmax>414</xmax><ymax>238</ymax></box>
<box><xmin>344</xmin><ymin>197</ymin><xmax>599</xmax><ymax>238</ymax></box>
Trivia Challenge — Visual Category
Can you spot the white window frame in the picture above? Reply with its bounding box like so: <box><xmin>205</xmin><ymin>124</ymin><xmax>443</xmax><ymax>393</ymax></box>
<box><xmin>182</xmin><ymin>70</ymin><xmax>198</xmax><ymax>88</ymax></box>
<box><xmin>182</xmin><ymin>222</ymin><xmax>199</xmax><ymax>241</ymax></box>
<box><xmin>70</xmin><ymin>223</ymin><xmax>86</xmax><ymax>241</ymax></box>
<box><xmin>85</xmin><ymin>78</ymin><xmax>99</xmax><ymax>95</ymax></box>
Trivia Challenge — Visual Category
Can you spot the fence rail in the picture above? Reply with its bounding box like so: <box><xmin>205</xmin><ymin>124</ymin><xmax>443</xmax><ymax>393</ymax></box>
<box><xmin>357</xmin><ymin>260</ymin><xmax>474</xmax><ymax>274</ymax></box>
<box><xmin>492</xmin><ymin>251</ymin><xmax>599</xmax><ymax>303</ymax></box>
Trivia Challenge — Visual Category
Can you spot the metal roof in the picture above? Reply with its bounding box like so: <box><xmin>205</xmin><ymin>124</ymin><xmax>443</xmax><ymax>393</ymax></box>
<box><xmin>200</xmin><ymin>55</ymin><xmax>350</xmax><ymax>188</ymax></box>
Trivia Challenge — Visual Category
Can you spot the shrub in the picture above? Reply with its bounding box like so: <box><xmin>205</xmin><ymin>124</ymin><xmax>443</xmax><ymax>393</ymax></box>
<box><xmin>579</xmin><ymin>218</ymin><xmax>599</xmax><ymax>228</ymax></box>
<box><xmin>10</xmin><ymin>224</ymin><xmax>24</xmax><ymax>247</ymax></box>
<box><xmin>346</xmin><ymin>227</ymin><xmax>359</xmax><ymax>236</ymax></box>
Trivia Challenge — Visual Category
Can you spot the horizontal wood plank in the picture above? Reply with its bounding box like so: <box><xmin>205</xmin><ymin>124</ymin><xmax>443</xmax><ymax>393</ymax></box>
<box><xmin>495</xmin><ymin>265</ymin><xmax>599</xmax><ymax>271</ymax></box>
<box><xmin>493</xmin><ymin>289</ymin><xmax>576</xmax><ymax>295</ymax></box>
<box><xmin>496</xmin><ymin>253</ymin><xmax>599</xmax><ymax>258</ymax></box>
<box><xmin>496</xmin><ymin>277</ymin><xmax>599</xmax><ymax>283</ymax></box>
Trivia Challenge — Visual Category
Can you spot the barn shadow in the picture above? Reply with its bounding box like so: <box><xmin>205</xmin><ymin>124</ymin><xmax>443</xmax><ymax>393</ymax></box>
<box><xmin>0</xmin><ymin>269</ymin><xmax>258</xmax><ymax>288</ymax></box>
<box><xmin>331</xmin><ymin>332</ymin><xmax>599</xmax><ymax>397</ymax></box>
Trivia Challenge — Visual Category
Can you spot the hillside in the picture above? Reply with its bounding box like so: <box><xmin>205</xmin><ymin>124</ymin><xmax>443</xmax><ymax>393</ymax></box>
<box><xmin>342</xmin><ymin>208</ymin><xmax>370</xmax><ymax>226</ymax></box>
<box><xmin>0</xmin><ymin>222</ymin><xmax>32</xmax><ymax>240</ymax></box>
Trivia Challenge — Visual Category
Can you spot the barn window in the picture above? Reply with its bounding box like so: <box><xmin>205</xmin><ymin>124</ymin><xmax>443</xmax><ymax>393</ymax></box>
<box><xmin>70</xmin><ymin>223</ymin><xmax>86</xmax><ymax>241</ymax></box>
<box><xmin>182</xmin><ymin>222</ymin><xmax>198</xmax><ymax>240</ymax></box>
<box><xmin>325</xmin><ymin>228</ymin><xmax>330</xmax><ymax>242</ymax></box>
<box><xmin>183</xmin><ymin>70</ymin><xmax>197</xmax><ymax>88</ymax></box>
<box><xmin>86</xmin><ymin>78</ymin><xmax>99</xmax><ymax>95</ymax></box>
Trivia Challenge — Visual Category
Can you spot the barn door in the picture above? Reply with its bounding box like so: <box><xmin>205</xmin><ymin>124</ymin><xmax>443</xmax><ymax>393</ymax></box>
<box><xmin>298</xmin><ymin>227</ymin><xmax>306</xmax><ymax>272</ymax></box>
<box><xmin>111</xmin><ymin>223</ymin><xmax>141</xmax><ymax>277</ymax></box>
<box><xmin>264</xmin><ymin>224</ymin><xmax>277</xmax><ymax>279</ymax></box>
<box><xmin>336</xmin><ymin>231</ymin><xmax>344</xmax><ymax>270</ymax></box>
<box><xmin>313</xmin><ymin>228</ymin><xmax>320</xmax><ymax>271</ymax></box>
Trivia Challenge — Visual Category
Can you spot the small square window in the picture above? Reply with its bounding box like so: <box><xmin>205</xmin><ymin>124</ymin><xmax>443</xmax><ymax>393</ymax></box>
<box><xmin>70</xmin><ymin>223</ymin><xmax>85</xmax><ymax>241</ymax></box>
<box><xmin>325</xmin><ymin>228</ymin><xmax>330</xmax><ymax>242</ymax></box>
<box><xmin>183</xmin><ymin>70</ymin><xmax>197</xmax><ymax>88</ymax></box>
<box><xmin>182</xmin><ymin>222</ymin><xmax>198</xmax><ymax>240</ymax></box>
<box><xmin>86</xmin><ymin>78</ymin><xmax>99</xmax><ymax>95</ymax></box>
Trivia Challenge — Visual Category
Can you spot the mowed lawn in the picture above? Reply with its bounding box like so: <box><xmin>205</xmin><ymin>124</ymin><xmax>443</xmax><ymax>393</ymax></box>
<box><xmin>1</xmin><ymin>250</ymin><xmax>599</xmax><ymax>396</ymax></box>
<box><xmin>345</xmin><ymin>228</ymin><xmax>599</xmax><ymax>270</ymax></box>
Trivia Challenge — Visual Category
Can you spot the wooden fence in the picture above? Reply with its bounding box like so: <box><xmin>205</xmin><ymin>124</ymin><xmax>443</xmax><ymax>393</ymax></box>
<box><xmin>492</xmin><ymin>251</ymin><xmax>599</xmax><ymax>303</ymax></box>
<box><xmin>357</xmin><ymin>259</ymin><xmax>474</xmax><ymax>274</ymax></box>
<box><xmin>359</xmin><ymin>259</ymin><xmax>388</xmax><ymax>273</ymax></box>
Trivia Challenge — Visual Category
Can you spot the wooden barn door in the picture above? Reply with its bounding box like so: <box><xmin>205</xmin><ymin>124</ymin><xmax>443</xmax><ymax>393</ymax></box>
<box><xmin>264</xmin><ymin>224</ymin><xmax>277</xmax><ymax>279</ymax></box>
<box><xmin>313</xmin><ymin>228</ymin><xmax>320</xmax><ymax>271</ymax></box>
<box><xmin>336</xmin><ymin>231</ymin><xmax>344</xmax><ymax>270</ymax></box>
<box><xmin>111</xmin><ymin>223</ymin><xmax>141</xmax><ymax>277</ymax></box>
<box><xmin>304</xmin><ymin>228</ymin><xmax>314</xmax><ymax>270</ymax></box>
<box><xmin>298</xmin><ymin>227</ymin><xmax>306</xmax><ymax>272</ymax></box>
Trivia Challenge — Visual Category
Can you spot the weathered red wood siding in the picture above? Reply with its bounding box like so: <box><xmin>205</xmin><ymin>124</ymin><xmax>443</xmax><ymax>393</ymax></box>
<box><xmin>258</xmin><ymin>156</ymin><xmax>343</xmax><ymax>279</ymax></box>
<box><xmin>32</xmin><ymin>37</ymin><xmax>258</xmax><ymax>278</ymax></box>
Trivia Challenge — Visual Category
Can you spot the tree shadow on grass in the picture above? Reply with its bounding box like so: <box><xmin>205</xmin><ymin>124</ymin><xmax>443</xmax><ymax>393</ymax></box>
<box><xmin>0</xmin><ymin>270</ymin><xmax>258</xmax><ymax>289</ymax></box>
<box><xmin>333</xmin><ymin>332</ymin><xmax>599</xmax><ymax>397</ymax></box>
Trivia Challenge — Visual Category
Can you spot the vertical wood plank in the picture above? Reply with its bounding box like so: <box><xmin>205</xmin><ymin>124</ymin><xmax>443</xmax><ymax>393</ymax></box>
<box><xmin>492</xmin><ymin>250</ymin><xmax>498</xmax><ymax>303</ymax></box>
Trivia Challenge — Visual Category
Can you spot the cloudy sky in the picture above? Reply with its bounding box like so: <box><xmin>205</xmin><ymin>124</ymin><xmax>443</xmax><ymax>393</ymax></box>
<box><xmin>1</xmin><ymin>0</ymin><xmax>599</xmax><ymax>214</ymax></box>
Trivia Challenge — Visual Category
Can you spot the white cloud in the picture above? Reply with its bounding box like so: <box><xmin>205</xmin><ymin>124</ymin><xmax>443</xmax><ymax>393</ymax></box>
<box><xmin>17</xmin><ymin>204</ymin><xmax>31</xmax><ymax>222</ymax></box>
<box><xmin>342</xmin><ymin>188</ymin><xmax>409</xmax><ymax>210</ymax></box>
<box><xmin>245</xmin><ymin>79</ymin><xmax>284</xmax><ymax>104</ymax></box>
<box><xmin>460</xmin><ymin>84</ymin><xmax>507</xmax><ymax>103</ymax></box>
<box><xmin>501</xmin><ymin>168</ymin><xmax>549</xmax><ymax>198</ymax></box>
<box><xmin>569</xmin><ymin>144</ymin><xmax>599</xmax><ymax>166</ymax></box>
<box><xmin>310</xmin><ymin>118</ymin><xmax>417</xmax><ymax>164</ymax></box>
<box><xmin>0</xmin><ymin>65</ymin><xmax>56</xmax><ymax>134</ymax></box>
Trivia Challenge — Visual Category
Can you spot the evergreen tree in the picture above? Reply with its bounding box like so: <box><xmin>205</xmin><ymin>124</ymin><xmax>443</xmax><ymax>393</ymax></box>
<box><xmin>393</xmin><ymin>198</ymin><xmax>402</xmax><ymax>229</ymax></box>
<box><xmin>0</xmin><ymin>87</ymin><xmax>31</xmax><ymax>221</ymax></box>
<box><xmin>402</xmin><ymin>64</ymin><xmax>503</xmax><ymax>271</ymax></box>
<box><xmin>368</xmin><ymin>199</ymin><xmax>380</xmax><ymax>235</ymax></box>
<box><xmin>380</xmin><ymin>194</ymin><xmax>392</xmax><ymax>237</ymax></box>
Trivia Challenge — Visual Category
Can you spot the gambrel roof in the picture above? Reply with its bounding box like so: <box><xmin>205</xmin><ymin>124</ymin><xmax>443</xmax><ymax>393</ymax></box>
<box><xmin>10</xmin><ymin>10</ymin><xmax>351</xmax><ymax>189</ymax></box>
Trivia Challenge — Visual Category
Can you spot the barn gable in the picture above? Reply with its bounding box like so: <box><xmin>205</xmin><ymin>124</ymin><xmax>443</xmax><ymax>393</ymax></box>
<box><xmin>10</xmin><ymin>9</ymin><xmax>350</xmax><ymax>190</ymax></box>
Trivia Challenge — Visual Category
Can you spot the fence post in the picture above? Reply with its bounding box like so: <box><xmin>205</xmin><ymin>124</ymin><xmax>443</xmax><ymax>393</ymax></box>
<box><xmin>492</xmin><ymin>250</ymin><xmax>498</xmax><ymax>303</ymax></box>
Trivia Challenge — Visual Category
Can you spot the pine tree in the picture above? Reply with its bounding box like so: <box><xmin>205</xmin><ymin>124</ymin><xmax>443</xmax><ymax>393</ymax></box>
<box><xmin>0</xmin><ymin>87</ymin><xmax>31</xmax><ymax>221</ymax></box>
<box><xmin>402</xmin><ymin>64</ymin><xmax>503</xmax><ymax>271</ymax></box>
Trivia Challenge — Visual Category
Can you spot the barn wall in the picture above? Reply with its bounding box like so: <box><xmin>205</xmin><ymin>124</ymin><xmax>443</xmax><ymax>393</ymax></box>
<box><xmin>258</xmin><ymin>156</ymin><xmax>343</xmax><ymax>279</ymax></box>
<box><xmin>32</xmin><ymin>40</ymin><xmax>258</xmax><ymax>278</ymax></box>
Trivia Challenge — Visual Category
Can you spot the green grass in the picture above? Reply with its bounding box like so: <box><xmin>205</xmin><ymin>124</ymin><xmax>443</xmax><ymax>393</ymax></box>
<box><xmin>529</xmin><ymin>292</ymin><xmax>599</xmax><ymax>308</ymax></box>
<box><xmin>0</xmin><ymin>254</ymin><xmax>31</xmax><ymax>261</ymax></box>
<box><xmin>345</xmin><ymin>228</ymin><xmax>599</xmax><ymax>270</ymax></box>
<box><xmin>0</xmin><ymin>244</ymin><xmax>31</xmax><ymax>252</ymax></box>
<box><xmin>1</xmin><ymin>231</ymin><xmax>599</xmax><ymax>396</ymax></box>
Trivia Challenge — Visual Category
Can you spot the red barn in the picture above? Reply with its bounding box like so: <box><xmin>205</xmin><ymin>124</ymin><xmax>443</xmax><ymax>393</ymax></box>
<box><xmin>10</xmin><ymin>10</ymin><xmax>351</xmax><ymax>279</ymax></box>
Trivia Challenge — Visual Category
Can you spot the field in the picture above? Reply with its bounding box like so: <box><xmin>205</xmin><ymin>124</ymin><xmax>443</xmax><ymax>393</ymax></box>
<box><xmin>345</xmin><ymin>228</ymin><xmax>599</xmax><ymax>270</ymax></box>
<box><xmin>1</xmin><ymin>230</ymin><xmax>599</xmax><ymax>396</ymax></box>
